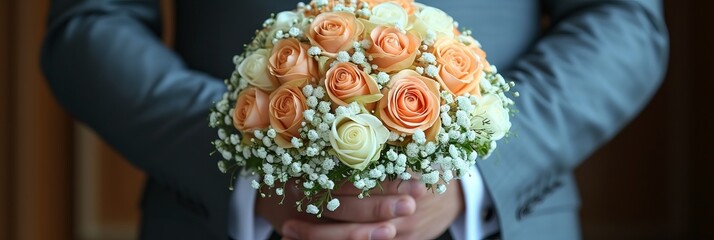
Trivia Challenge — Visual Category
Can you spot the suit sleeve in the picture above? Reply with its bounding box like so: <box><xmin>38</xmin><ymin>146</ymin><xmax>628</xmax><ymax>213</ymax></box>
<box><xmin>41</xmin><ymin>0</ymin><xmax>230</xmax><ymax>236</ymax></box>
<box><xmin>475</xmin><ymin>0</ymin><xmax>668</xmax><ymax>227</ymax></box>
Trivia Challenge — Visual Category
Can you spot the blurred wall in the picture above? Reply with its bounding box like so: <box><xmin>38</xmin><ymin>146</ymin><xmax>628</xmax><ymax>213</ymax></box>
<box><xmin>0</xmin><ymin>0</ymin><xmax>712</xmax><ymax>240</ymax></box>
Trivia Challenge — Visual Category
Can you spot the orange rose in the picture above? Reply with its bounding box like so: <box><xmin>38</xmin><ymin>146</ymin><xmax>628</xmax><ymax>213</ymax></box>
<box><xmin>325</xmin><ymin>62</ymin><xmax>383</xmax><ymax>108</ymax></box>
<box><xmin>376</xmin><ymin>70</ymin><xmax>441</xmax><ymax>140</ymax></box>
<box><xmin>269</xmin><ymin>81</ymin><xmax>307</xmax><ymax>148</ymax></box>
<box><xmin>233</xmin><ymin>87</ymin><xmax>271</xmax><ymax>133</ymax></box>
<box><xmin>269</xmin><ymin>38</ymin><xmax>319</xmax><ymax>85</ymax></box>
<box><xmin>361</xmin><ymin>0</ymin><xmax>416</xmax><ymax>15</ymax></box>
<box><xmin>367</xmin><ymin>26</ymin><xmax>421</xmax><ymax>73</ymax></box>
<box><xmin>432</xmin><ymin>38</ymin><xmax>486</xmax><ymax>96</ymax></box>
<box><xmin>307</xmin><ymin>12</ymin><xmax>364</xmax><ymax>54</ymax></box>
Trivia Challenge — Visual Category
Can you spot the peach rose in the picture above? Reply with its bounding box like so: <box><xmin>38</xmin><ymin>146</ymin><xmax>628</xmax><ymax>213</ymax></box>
<box><xmin>269</xmin><ymin>38</ymin><xmax>319</xmax><ymax>85</ymax></box>
<box><xmin>269</xmin><ymin>81</ymin><xmax>307</xmax><ymax>148</ymax></box>
<box><xmin>307</xmin><ymin>12</ymin><xmax>364</xmax><ymax>54</ymax></box>
<box><xmin>232</xmin><ymin>87</ymin><xmax>271</xmax><ymax>133</ymax></box>
<box><xmin>367</xmin><ymin>26</ymin><xmax>421</xmax><ymax>73</ymax></box>
<box><xmin>325</xmin><ymin>62</ymin><xmax>382</xmax><ymax>108</ymax></box>
<box><xmin>376</xmin><ymin>70</ymin><xmax>441</xmax><ymax>140</ymax></box>
<box><xmin>432</xmin><ymin>38</ymin><xmax>486</xmax><ymax>96</ymax></box>
<box><xmin>362</xmin><ymin>0</ymin><xmax>416</xmax><ymax>15</ymax></box>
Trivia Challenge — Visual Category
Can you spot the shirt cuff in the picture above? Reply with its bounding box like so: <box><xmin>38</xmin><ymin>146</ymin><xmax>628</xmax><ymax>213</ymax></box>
<box><xmin>227</xmin><ymin>175</ymin><xmax>273</xmax><ymax>240</ymax></box>
<box><xmin>448</xmin><ymin>165</ymin><xmax>499</xmax><ymax>240</ymax></box>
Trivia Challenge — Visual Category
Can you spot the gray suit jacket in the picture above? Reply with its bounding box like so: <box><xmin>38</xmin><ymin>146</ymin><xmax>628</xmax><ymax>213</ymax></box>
<box><xmin>41</xmin><ymin>0</ymin><xmax>668</xmax><ymax>239</ymax></box>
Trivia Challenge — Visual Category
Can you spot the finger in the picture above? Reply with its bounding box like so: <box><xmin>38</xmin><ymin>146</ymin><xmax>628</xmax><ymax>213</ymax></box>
<box><xmin>321</xmin><ymin>195</ymin><xmax>416</xmax><ymax>222</ymax></box>
<box><xmin>281</xmin><ymin>219</ymin><xmax>396</xmax><ymax>240</ymax></box>
<box><xmin>332</xmin><ymin>179</ymin><xmax>427</xmax><ymax>198</ymax></box>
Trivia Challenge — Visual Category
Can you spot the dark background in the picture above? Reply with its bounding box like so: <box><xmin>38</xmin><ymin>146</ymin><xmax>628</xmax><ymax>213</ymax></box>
<box><xmin>1</xmin><ymin>0</ymin><xmax>712</xmax><ymax>239</ymax></box>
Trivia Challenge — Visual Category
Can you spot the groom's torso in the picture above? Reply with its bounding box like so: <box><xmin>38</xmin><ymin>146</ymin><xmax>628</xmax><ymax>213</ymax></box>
<box><xmin>172</xmin><ymin>0</ymin><xmax>541</xmax><ymax>79</ymax></box>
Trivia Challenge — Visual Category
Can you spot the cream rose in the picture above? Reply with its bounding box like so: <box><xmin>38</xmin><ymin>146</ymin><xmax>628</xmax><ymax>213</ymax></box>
<box><xmin>362</xmin><ymin>0</ymin><xmax>416</xmax><ymax>15</ymax></box>
<box><xmin>269</xmin><ymin>38</ymin><xmax>319</xmax><ymax>85</ymax></box>
<box><xmin>238</xmin><ymin>49</ymin><xmax>278</xmax><ymax>91</ymax></box>
<box><xmin>325</xmin><ymin>62</ymin><xmax>382</xmax><ymax>108</ymax></box>
<box><xmin>269</xmin><ymin>81</ymin><xmax>307</xmax><ymax>148</ymax></box>
<box><xmin>273</xmin><ymin>11</ymin><xmax>300</xmax><ymax>30</ymax></box>
<box><xmin>412</xmin><ymin>6</ymin><xmax>455</xmax><ymax>38</ymax></box>
<box><xmin>307</xmin><ymin>12</ymin><xmax>364</xmax><ymax>54</ymax></box>
<box><xmin>367</xmin><ymin>26</ymin><xmax>421</xmax><ymax>73</ymax></box>
<box><xmin>376</xmin><ymin>70</ymin><xmax>441</xmax><ymax>141</ymax></box>
<box><xmin>432</xmin><ymin>38</ymin><xmax>486</xmax><ymax>96</ymax></box>
<box><xmin>473</xmin><ymin>94</ymin><xmax>511</xmax><ymax>141</ymax></box>
<box><xmin>233</xmin><ymin>87</ymin><xmax>271</xmax><ymax>132</ymax></box>
<box><xmin>330</xmin><ymin>114</ymin><xmax>390</xmax><ymax>170</ymax></box>
<box><xmin>369</xmin><ymin>2</ymin><xmax>409</xmax><ymax>28</ymax></box>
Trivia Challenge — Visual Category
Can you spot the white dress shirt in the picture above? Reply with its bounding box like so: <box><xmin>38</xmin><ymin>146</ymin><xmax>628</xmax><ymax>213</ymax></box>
<box><xmin>228</xmin><ymin>166</ymin><xmax>499</xmax><ymax>239</ymax></box>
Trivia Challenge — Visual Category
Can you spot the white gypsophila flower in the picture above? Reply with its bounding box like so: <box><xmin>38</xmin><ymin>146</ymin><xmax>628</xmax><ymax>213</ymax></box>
<box><xmin>291</xmin><ymin>137</ymin><xmax>304</xmax><ymax>148</ymax></box>
<box><xmin>262</xmin><ymin>137</ymin><xmax>273</xmax><ymax>147</ymax></box>
<box><xmin>257</xmin><ymin>147</ymin><xmax>268</xmax><ymax>159</ymax></box>
<box><xmin>440</xmin><ymin>104</ymin><xmax>451</xmax><ymax>113</ymax></box>
<box><xmin>468</xmin><ymin>151</ymin><xmax>479</xmax><ymax>161</ymax></box>
<box><xmin>264</xmin><ymin>174</ymin><xmax>275</xmax><ymax>186</ymax></box>
<box><xmin>351</xmin><ymin>51</ymin><xmax>366</xmax><ymax>64</ymax></box>
<box><xmin>376</xmin><ymin>72</ymin><xmax>390</xmax><ymax>84</ymax></box>
<box><xmin>327</xmin><ymin>198</ymin><xmax>340</xmax><ymax>211</ymax></box>
<box><xmin>457</xmin><ymin>96</ymin><xmax>474</xmax><ymax>112</ymax></box>
<box><xmin>420</xmin><ymin>52</ymin><xmax>436</xmax><ymax>64</ymax></box>
<box><xmin>424</xmin><ymin>142</ymin><xmax>437</xmax><ymax>154</ymax></box>
<box><xmin>217</xmin><ymin>161</ymin><xmax>227</xmax><ymax>173</ymax></box>
<box><xmin>262</xmin><ymin>163</ymin><xmax>274</xmax><ymax>174</ymax></box>
<box><xmin>412</xmin><ymin>129</ymin><xmax>427</xmax><ymax>144</ymax></box>
<box><xmin>218</xmin><ymin>128</ymin><xmax>227</xmax><ymax>140</ymax></box>
<box><xmin>242</xmin><ymin>146</ymin><xmax>252</xmax><ymax>159</ymax></box>
<box><xmin>318</xmin><ymin>123</ymin><xmax>330</xmax><ymax>132</ymax></box>
<box><xmin>302</xmin><ymin>163</ymin><xmax>314</xmax><ymax>174</ymax></box>
<box><xmin>354</xmin><ymin>179</ymin><xmax>366</xmax><ymax>189</ymax></box>
<box><xmin>400</xmin><ymin>172</ymin><xmax>412</xmax><ymax>180</ymax></box>
<box><xmin>448</xmin><ymin>129</ymin><xmax>461</xmax><ymax>140</ymax></box>
<box><xmin>224</xmin><ymin>115</ymin><xmax>232</xmax><ymax>125</ymax></box>
<box><xmin>449</xmin><ymin>145</ymin><xmax>461</xmax><ymax>159</ymax></box>
<box><xmin>313</xmin><ymin>86</ymin><xmax>325</xmax><ymax>99</ymax></box>
<box><xmin>303</xmin><ymin>181</ymin><xmax>314</xmax><ymax>189</ymax></box>
<box><xmin>421</xmin><ymin>171</ymin><xmax>440</xmax><ymax>184</ymax></box>
<box><xmin>317</xmin><ymin>174</ymin><xmax>329</xmax><ymax>186</ymax></box>
<box><xmin>254</xmin><ymin>130</ymin><xmax>265</xmax><ymax>140</ymax></box>
<box><xmin>388</xmin><ymin>131</ymin><xmax>400</xmax><ymax>142</ymax></box>
<box><xmin>385</xmin><ymin>163</ymin><xmax>395</xmax><ymax>174</ymax></box>
<box><xmin>441</xmin><ymin>112</ymin><xmax>453</xmax><ymax>127</ymax></box>
<box><xmin>276</xmin><ymin>188</ymin><xmax>284</xmax><ymax>196</ymax></box>
<box><xmin>309</xmin><ymin>173</ymin><xmax>318</xmax><ymax>181</ymax></box>
<box><xmin>441</xmin><ymin>91</ymin><xmax>454</xmax><ymax>104</ymax></box>
<box><xmin>288</xmin><ymin>27</ymin><xmax>302</xmax><ymax>37</ymax></box>
<box><xmin>291</xmin><ymin>162</ymin><xmax>302</xmax><ymax>173</ymax></box>
<box><xmin>308</xmin><ymin>46</ymin><xmax>322</xmax><ymax>56</ymax></box>
<box><xmin>337</xmin><ymin>51</ymin><xmax>350</xmax><ymax>62</ymax></box>
<box><xmin>466</xmin><ymin>130</ymin><xmax>477</xmax><ymax>141</ymax></box>
<box><xmin>321</xmin><ymin>158</ymin><xmax>335</xmax><ymax>171</ymax></box>
<box><xmin>221</xmin><ymin>150</ymin><xmax>233</xmax><ymax>161</ymax></box>
<box><xmin>415</xmin><ymin>66</ymin><xmax>424</xmax><ymax>75</ymax></box>
<box><xmin>386</xmin><ymin>148</ymin><xmax>398</xmax><ymax>161</ymax></box>
<box><xmin>335</xmin><ymin>106</ymin><xmax>349</xmax><ymax>116</ymax></box>
<box><xmin>302</xmin><ymin>84</ymin><xmax>314</xmax><ymax>97</ymax></box>
<box><xmin>281</xmin><ymin>153</ymin><xmax>293</xmax><ymax>165</ymax></box>
<box><xmin>369</xmin><ymin>168</ymin><xmax>382</xmax><ymax>178</ymax></box>
<box><xmin>266</xmin><ymin>155</ymin><xmax>275</xmax><ymax>163</ymax></box>
<box><xmin>406</xmin><ymin>143</ymin><xmax>419</xmax><ymax>157</ymax></box>
<box><xmin>314</xmin><ymin>101</ymin><xmax>329</xmax><ymax>113</ymax></box>
<box><xmin>443</xmin><ymin>170</ymin><xmax>454</xmax><ymax>182</ymax></box>
<box><xmin>322</xmin><ymin>112</ymin><xmax>336</xmax><ymax>124</ymax></box>
<box><xmin>306</xmin><ymin>204</ymin><xmax>319</xmax><ymax>214</ymax></box>
<box><xmin>307</xmin><ymin>130</ymin><xmax>320</xmax><ymax>141</ymax></box>
<box><xmin>325</xmin><ymin>180</ymin><xmax>335</xmax><ymax>190</ymax></box>
<box><xmin>394</xmin><ymin>166</ymin><xmax>406</xmax><ymax>174</ymax></box>
<box><xmin>439</xmin><ymin>132</ymin><xmax>450</xmax><ymax>144</ymax></box>
<box><xmin>251</xmin><ymin>179</ymin><xmax>260</xmax><ymax>189</ymax></box>
<box><xmin>230</xmin><ymin>134</ymin><xmax>240</xmax><ymax>145</ymax></box>
<box><xmin>396</xmin><ymin>154</ymin><xmax>407</xmax><ymax>166</ymax></box>
<box><xmin>306</xmin><ymin>147</ymin><xmax>319</xmax><ymax>156</ymax></box>
<box><xmin>307</xmin><ymin>96</ymin><xmax>319</xmax><ymax>108</ymax></box>
<box><xmin>266</xmin><ymin>129</ymin><xmax>277</xmax><ymax>138</ymax></box>
<box><xmin>425</xmin><ymin>65</ymin><xmax>439</xmax><ymax>77</ymax></box>
<box><xmin>436</xmin><ymin>184</ymin><xmax>447</xmax><ymax>194</ymax></box>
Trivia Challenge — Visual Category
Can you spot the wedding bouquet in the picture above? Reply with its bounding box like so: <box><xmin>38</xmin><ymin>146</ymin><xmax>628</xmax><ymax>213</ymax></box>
<box><xmin>210</xmin><ymin>0</ymin><xmax>515</xmax><ymax>216</ymax></box>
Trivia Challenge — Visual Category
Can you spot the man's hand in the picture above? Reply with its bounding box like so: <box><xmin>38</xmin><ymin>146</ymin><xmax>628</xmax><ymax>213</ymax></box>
<box><xmin>279</xmin><ymin>179</ymin><xmax>464</xmax><ymax>240</ymax></box>
<box><xmin>257</xmin><ymin>179</ymin><xmax>428</xmax><ymax>239</ymax></box>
